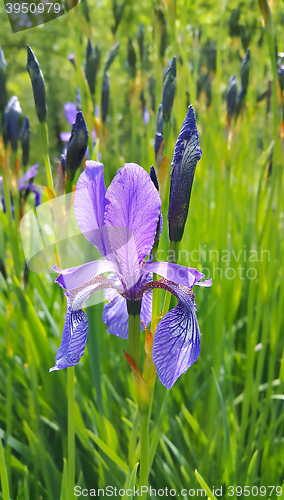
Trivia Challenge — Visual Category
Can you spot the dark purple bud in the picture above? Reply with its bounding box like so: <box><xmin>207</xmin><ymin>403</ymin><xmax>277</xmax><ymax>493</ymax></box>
<box><xmin>127</xmin><ymin>38</ymin><xmax>136</xmax><ymax>79</ymax></box>
<box><xmin>154</xmin><ymin>132</ymin><xmax>164</xmax><ymax>164</ymax></box>
<box><xmin>101</xmin><ymin>75</ymin><xmax>110</xmax><ymax>123</ymax></box>
<box><xmin>111</xmin><ymin>0</ymin><xmax>125</xmax><ymax>35</ymax></box>
<box><xmin>241</xmin><ymin>48</ymin><xmax>251</xmax><ymax>93</ymax></box>
<box><xmin>0</xmin><ymin>258</ymin><xmax>7</xmax><ymax>282</ymax></box>
<box><xmin>226</xmin><ymin>75</ymin><xmax>238</xmax><ymax>118</ymax></box>
<box><xmin>66</xmin><ymin>112</ymin><xmax>89</xmax><ymax>182</ymax></box>
<box><xmin>0</xmin><ymin>47</ymin><xmax>7</xmax><ymax>114</ymax></box>
<box><xmin>149</xmin><ymin>76</ymin><xmax>156</xmax><ymax>112</ymax></box>
<box><xmin>168</xmin><ymin>106</ymin><xmax>202</xmax><ymax>243</ymax></box>
<box><xmin>162</xmin><ymin>56</ymin><xmax>176</xmax><ymax>123</ymax></box>
<box><xmin>104</xmin><ymin>42</ymin><xmax>120</xmax><ymax>73</ymax></box>
<box><xmin>150</xmin><ymin>165</ymin><xmax>162</xmax><ymax>251</ymax></box>
<box><xmin>278</xmin><ymin>65</ymin><xmax>284</xmax><ymax>94</ymax></box>
<box><xmin>137</xmin><ymin>23</ymin><xmax>144</xmax><ymax>62</ymax></box>
<box><xmin>85</xmin><ymin>39</ymin><xmax>100</xmax><ymax>95</ymax></box>
<box><xmin>157</xmin><ymin>102</ymin><xmax>163</xmax><ymax>134</ymax></box>
<box><xmin>26</xmin><ymin>45</ymin><xmax>47</xmax><ymax>123</ymax></box>
<box><xmin>80</xmin><ymin>0</ymin><xmax>90</xmax><ymax>23</ymax></box>
<box><xmin>68</xmin><ymin>54</ymin><xmax>77</xmax><ymax>69</ymax></box>
<box><xmin>150</xmin><ymin>165</ymin><xmax>159</xmax><ymax>192</ymax></box>
<box><xmin>2</xmin><ymin>96</ymin><xmax>22</xmax><ymax>152</ymax></box>
<box><xmin>19</xmin><ymin>116</ymin><xmax>30</xmax><ymax>167</ymax></box>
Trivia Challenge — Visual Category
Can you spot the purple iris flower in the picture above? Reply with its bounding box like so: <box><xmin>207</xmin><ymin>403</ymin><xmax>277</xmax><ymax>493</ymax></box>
<box><xmin>51</xmin><ymin>162</ymin><xmax>211</xmax><ymax>389</ymax></box>
<box><xmin>0</xmin><ymin>163</ymin><xmax>41</xmax><ymax>213</ymax></box>
<box><xmin>60</xmin><ymin>102</ymin><xmax>97</xmax><ymax>146</ymax></box>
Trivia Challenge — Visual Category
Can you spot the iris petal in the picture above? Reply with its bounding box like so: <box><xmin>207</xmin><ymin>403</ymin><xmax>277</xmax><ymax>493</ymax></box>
<box><xmin>139</xmin><ymin>279</ymin><xmax>201</xmax><ymax>390</ymax></box>
<box><xmin>103</xmin><ymin>294</ymin><xmax>129</xmax><ymax>339</ymax></box>
<box><xmin>53</xmin><ymin>260</ymin><xmax>119</xmax><ymax>290</ymax></box>
<box><xmin>74</xmin><ymin>161</ymin><xmax>111</xmax><ymax>257</ymax></box>
<box><xmin>143</xmin><ymin>262</ymin><xmax>196</xmax><ymax>288</ymax></box>
<box><xmin>104</xmin><ymin>163</ymin><xmax>162</xmax><ymax>285</ymax></box>
<box><xmin>49</xmin><ymin>294</ymin><xmax>88</xmax><ymax>371</ymax></box>
<box><xmin>50</xmin><ymin>275</ymin><xmax>121</xmax><ymax>371</ymax></box>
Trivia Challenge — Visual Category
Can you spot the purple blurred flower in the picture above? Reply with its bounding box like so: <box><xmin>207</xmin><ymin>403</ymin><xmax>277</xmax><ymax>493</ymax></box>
<box><xmin>0</xmin><ymin>163</ymin><xmax>41</xmax><ymax>214</ymax></box>
<box><xmin>51</xmin><ymin>162</ymin><xmax>211</xmax><ymax>389</ymax></box>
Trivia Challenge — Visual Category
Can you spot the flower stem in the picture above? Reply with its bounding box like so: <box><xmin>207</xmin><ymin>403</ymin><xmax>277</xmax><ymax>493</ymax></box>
<box><xmin>68</xmin><ymin>366</ymin><xmax>75</xmax><ymax>500</ymax></box>
<box><xmin>128</xmin><ymin>313</ymin><xmax>141</xmax><ymax>366</ymax></box>
<box><xmin>139</xmin><ymin>409</ymin><xmax>150</xmax><ymax>499</ymax></box>
<box><xmin>39</xmin><ymin>121</ymin><xmax>54</xmax><ymax>193</ymax></box>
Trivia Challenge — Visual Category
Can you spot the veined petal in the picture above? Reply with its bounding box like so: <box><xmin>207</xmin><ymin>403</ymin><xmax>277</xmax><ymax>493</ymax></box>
<box><xmin>49</xmin><ymin>294</ymin><xmax>88</xmax><ymax>371</ymax></box>
<box><xmin>103</xmin><ymin>294</ymin><xmax>129</xmax><ymax>339</ymax></box>
<box><xmin>104</xmin><ymin>163</ymin><xmax>161</xmax><ymax>282</ymax></box>
<box><xmin>53</xmin><ymin>260</ymin><xmax>120</xmax><ymax>290</ymax></box>
<box><xmin>74</xmin><ymin>161</ymin><xmax>110</xmax><ymax>257</ymax></box>
<box><xmin>139</xmin><ymin>279</ymin><xmax>201</xmax><ymax>390</ymax></box>
<box><xmin>143</xmin><ymin>262</ymin><xmax>196</xmax><ymax>288</ymax></box>
<box><xmin>50</xmin><ymin>275</ymin><xmax>121</xmax><ymax>371</ymax></box>
<box><xmin>140</xmin><ymin>288</ymin><xmax>152</xmax><ymax>327</ymax></box>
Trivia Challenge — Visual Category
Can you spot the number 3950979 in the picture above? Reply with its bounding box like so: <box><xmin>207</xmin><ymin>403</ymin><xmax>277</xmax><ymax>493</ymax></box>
<box><xmin>6</xmin><ymin>3</ymin><xmax>62</xmax><ymax>14</ymax></box>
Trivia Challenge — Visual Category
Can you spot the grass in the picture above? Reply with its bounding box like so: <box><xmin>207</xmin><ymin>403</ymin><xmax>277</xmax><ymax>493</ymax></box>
<box><xmin>0</xmin><ymin>0</ymin><xmax>284</xmax><ymax>498</ymax></box>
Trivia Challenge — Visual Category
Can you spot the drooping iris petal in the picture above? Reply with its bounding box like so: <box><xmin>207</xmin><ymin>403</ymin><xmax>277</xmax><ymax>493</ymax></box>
<box><xmin>103</xmin><ymin>294</ymin><xmax>129</xmax><ymax>339</ymax></box>
<box><xmin>64</xmin><ymin>102</ymin><xmax>77</xmax><ymax>127</ymax></box>
<box><xmin>53</xmin><ymin>259</ymin><xmax>119</xmax><ymax>290</ymax></box>
<box><xmin>22</xmin><ymin>183</ymin><xmax>41</xmax><ymax>208</ymax></box>
<box><xmin>74</xmin><ymin>161</ymin><xmax>111</xmax><ymax>257</ymax></box>
<box><xmin>49</xmin><ymin>294</ymin><xmax>88</xmax><ymax>371</ymax></box>
<box><xmin>143</xmin><ymin>262</ymin><xmax>196</xmax><ymax>288</ymax></box>
<box><xmin>104</xmin><ymin>163</ymin><xmax>161</xmax><ymax>286</ymax></box>
<box><xmin>194</xmin><ymin>278</ymin><xmax>212</xmax><ymax>287</ymax></box>
<box><xmin>50</xmin><ymin>275</ymin><xmax>121</xmax><ymax>371</ymax></box>
<box><xmin>139</xmin><ymin>279</ymin><xmax>201</xmax><ymax>390</ymax></box>
<box><xmin>18</xmin><ymin>163</ymin><xmax>40</xmax><ymax>190</ymax></box>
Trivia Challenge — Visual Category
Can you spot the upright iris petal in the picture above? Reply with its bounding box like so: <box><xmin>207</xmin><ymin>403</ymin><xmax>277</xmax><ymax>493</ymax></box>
<box><xmin>168</xmin><ymin>105</ymin><xmax>202</xmax><ymax>242</ymax></box>
<box><xmin>2</xmin><ymin>96</ymin><xmax>22</xmax><ymax>152</ymax></box>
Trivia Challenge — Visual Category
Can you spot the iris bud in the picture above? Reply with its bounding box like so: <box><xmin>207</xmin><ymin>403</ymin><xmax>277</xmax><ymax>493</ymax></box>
<box><xmin>278</xmin><ymin>65</ymin><xmax>284</xmax><ymax>94</ymax></box>
<box><xmin>168</xmin><ymin>106</ymin><xmax>202</xmax><ymax>243</ymax></box>
<box><xmin>149</xmin><ymin>76</ymin><xmax>156</xmax><ymax>112</ymax></box>
<box><xmin>157</xmin><ymin>102</ymin><xmax>163</xmax><ymax>134</ymax></box>
<box><xmin>0</xmin><ymin>47</ymin><xmax>7</xmax><ymax>114</ymax></box>
<box><xmin>226</xmin><ymin>75</ymin><xmax>238</xmax><ymax>119</ymax></box>
<box><xmin>104</xmin><ymin>42</ymin><xmax>120</xmax><ymax>74</ymax></box>
<box><xmin>101</xmin><ymin>75</ymin><xmax>110</xmax><ymax>124</ymax></box>
<box><xmin>127</xmin><ymin>38</ymin><xmax>136</xmax><ymax>79</ymax></box>
<box><xmin>26</xmin><ymin>45</ymin><xmax>47</xmax><ymax>123</ymax></box>
<box><xmin>66</xmin><ymin>112</ymin><xmax>89</xmax><ymax>182</ymax></box>
<box><xmin>85</xmin><ymin>39</ymin><xmax>100</xmax><ymax>96</ymax></box>
<box><xmin>111</xmin><ymin>0</ymin><xmax>125</xmax><ymax>35</ymax></box>
<box><xmin>241</xmin><ymin>48</ymin><xmax>251</xmax><ymax>94</ymax></box>
<box><xmin>162</xmin><ymin>56</ymin><xmax>177</xmax><ymax>123</ymax></box>
<box><xmin>19</xmin><ymin>116</ymin><xmax>30</xmax><ymax>167</ymax></box>
<box><xmin>2</xmin><ymin>96</ymin><xmax>22</xmax><ymax>152</ymax></box>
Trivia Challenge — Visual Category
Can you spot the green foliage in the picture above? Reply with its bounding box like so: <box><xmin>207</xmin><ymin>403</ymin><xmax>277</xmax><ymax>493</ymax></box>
<box><xmin>1</xmin><ymin>0</ymin><xmax>284</xmax><ymax>498</ymax></box>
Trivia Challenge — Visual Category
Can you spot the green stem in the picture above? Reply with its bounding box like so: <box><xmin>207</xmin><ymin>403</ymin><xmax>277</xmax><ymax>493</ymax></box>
<box><xmin>68</xmin><ymin>366</ymin><xmax>75</xmax><ymax>500</ymax></box>
<box><xmin>139</xmin><ymin>410</ymin><xmax>150</xmax><ymax>500</ymax></box>
<box><xmin>39</xmin><ymin>122</ymin><xmax>54</xmax><ymax>192</ymax></box>
<box><xmin>0</xmin><ymin>438</ymin><xmax>10</xmax><ymax>500</ymax></box>
<box><xmin>1</xmin><ymin>159</ymin><xmax>21</xmax><ymax>278</ymax></box>
<box><xmin>128</xmin><ymin>314</ymin><xmax>141</xmax><ymax>367</ymax></box>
